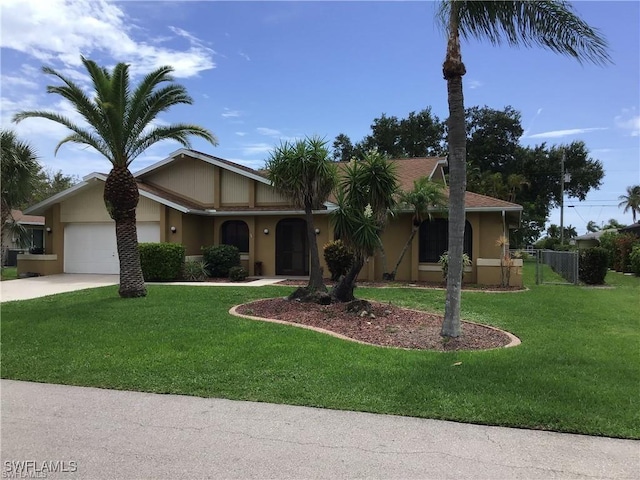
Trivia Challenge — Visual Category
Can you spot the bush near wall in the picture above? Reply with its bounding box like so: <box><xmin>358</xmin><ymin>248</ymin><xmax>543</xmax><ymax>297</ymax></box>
<box><xmin>613</xmin><ymin>233</ymin><xmax>638</xmax><ymax>273</ymax></box>
<box><xmin>578</xmin><ymin>247</ymin><xmax>609</xmax><ymax>285</ymax></box>
<box><xmin>139</xmin><ymin>243</ymin><xmax>185</xmax><ymax>281</ymax></box>
<box><xmin>202</xmin><ymin>244</ymin><xmax>240</xmax><ymax>277</ymax></box>
<box><xmin>598</xmin><ymin>231</ymin><xmax>618</xmax><ymax>269</ymax></box>
<box><xmin>630</xmin><ymin>245</ymin><xmax>640</xmax><ymax>277</ymax></box>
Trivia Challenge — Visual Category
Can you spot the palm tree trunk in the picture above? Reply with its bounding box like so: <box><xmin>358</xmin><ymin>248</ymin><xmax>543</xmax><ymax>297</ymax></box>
<box><xmin>389</xmin><ymin>225</ymin><xmax>419</xmax><ymax>281</ymax></box>
<box><xmin>115</xmin><ymin>218</ymin><xmax>146</xmax><ymax>297</ymax></box>
<box><xmin>104</xmin><ymin>165</ymin><xmax>147</xmax><ymax>298</ymax></box>
<box><xmin>441</xmin><ymin>4</ymin><xmax>466</xmax><ymax>338</ymax></box>
<box><xmin>330</xmin><ymin>253</ymin><xmax>365</xmax><ymax>303</ymax></box>
<box><xmin>305</xmin><ymin>206</ymin><xmax>327</xmax><ymax>293</ymax></box>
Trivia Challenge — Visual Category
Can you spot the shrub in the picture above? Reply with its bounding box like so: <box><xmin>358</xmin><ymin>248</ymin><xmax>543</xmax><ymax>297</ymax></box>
<box><xmin>139</xmin><ymin>243</ymin><xmax>185</xmax><ymax>281</ymax></box>
<box><xmin>323</xmin><ymin>240</ymin><xmax>354</xmax><ymax>281</ymax></box>
<box><xmin>202</xmin><ymin>244</ymin><xmax>240</xmax><ymax>277</ymax></box>
<box><xmin>228</xmin><ymin>266</ymin><xmax>248</xmax><ymax>282</ymax></box>
<box><xmin>613</xmin><ymin>233</ymin><xmax>637</xmax><ymax>273</ymax></box>
<box><xmin>439</xmin><ymin>251</ymin><xmax>472</xmax><ymax>283</ymax></box>
<box><xmin>598</xmin><ymin>231</ymin><xmax>618</xmax><ymax>269</ymax></box>
<box><xmin>579</xmin><ymin>247</ymin><xmax>609</xmax><ymax>285</ymax></box>
<box><xmin>630</xmin><ymin>245</ymin><xmax>640</xmax><ymax>277</ymax></box>
<box><xmin>182</xmin><ymin>259</ymin><xmax>208</xmax><ymax>282</ymax></box>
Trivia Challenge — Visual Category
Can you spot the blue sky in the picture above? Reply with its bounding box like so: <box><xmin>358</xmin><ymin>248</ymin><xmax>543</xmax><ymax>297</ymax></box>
<box><xmin>1</xmin><ymin>0</ymin><xmax>638</xmax><ymax>235</ymax></box>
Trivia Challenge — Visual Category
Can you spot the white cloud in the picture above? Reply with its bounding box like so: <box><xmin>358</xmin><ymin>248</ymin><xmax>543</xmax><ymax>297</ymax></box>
<box><xmin>525</xmin><ymin>127</ymin><xmax>608</xmax><ymax>139</ymax></box>
<box><xmin>235</xmin><ymin>132</ymin><xmax>247</xmax><ymax>137</ymax></box>
<box><xmin>238</xmin><ymin>51</ymin><xmax>251</xmax><ymax>61</ymax></box>
<box><xmin>242</xmin><ymin>143</ymin><xmax>273</xmax><ymax>156</ymax></box>
<box><xmin>0</xmin><ymin>74</ymin><xmax>39</xmax><ymax>90</ymax></box>
<box><xmin>256</xmin><ymin>127</ymin><xmax>281</xmax><ymax>136</ymax></box>
<box><xmin>221</xmin><ymin>108</ymin><xmax>242</xmax><ymax>118</ymax></box>
<box><xmin>615</xmin><ymin>109</ymin><xmax>640</xmax><ymax>137</ymax></box>
<box><xmin>0</xmin><ymin>0</ymin><xmax>215</xmax><ymax>78</ymax></box>
<box><xmin>467</xmin><ymin>79</ymin><xmax>483</xmax><ymax>90</ymax></box>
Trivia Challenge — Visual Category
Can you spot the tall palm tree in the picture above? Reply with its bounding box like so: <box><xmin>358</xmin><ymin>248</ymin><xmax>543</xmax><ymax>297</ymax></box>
<box><xmin>387</xmin><ymin>177</ymin><xmax>445</xmax><ymax>281</ymax></box>
<box><xmin>618</xmin><ymin>185</ymin><xmax>640</xmax><ymax>223</ymax></box>
<box><xmin>266</xmin><ymin>136</ymin><xmax>337</xmax><ymax>298</ymax></box>
<box><xmin>14</xmin><ymin>56</ymin><xmax>217</xmax><ymax>298</ymax></box>
<box><xmin>331</xmin><ymin>150</ymin><xmax>398</xmax><ymax>302</ymax></box>
<box><xmin>437</xmin><ymin>1</ymin><xmax>610</xmax><ymax>338</ymax></box>
<box><xmin>1</xmin><ymin>129</ymin><xmax>41</xmax><ymax>248</ymax></box>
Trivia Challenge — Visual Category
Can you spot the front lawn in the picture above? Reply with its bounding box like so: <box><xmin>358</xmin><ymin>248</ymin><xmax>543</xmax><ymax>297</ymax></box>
<box><xmin>1</xmin><ymin>265</ymin><xmax>638</xmax><ymax>439</ymax></box>
<box><xmin>1</xmin><ymin>267</ymin><xmax>17</xmax><ymax>281</ymax></box>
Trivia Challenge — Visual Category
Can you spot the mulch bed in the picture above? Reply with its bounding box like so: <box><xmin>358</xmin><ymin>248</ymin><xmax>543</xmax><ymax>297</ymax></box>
<box><xmin>234</xmin><ymin>297</ymin><xmax>516</xmax><ymax>351</ymax></box>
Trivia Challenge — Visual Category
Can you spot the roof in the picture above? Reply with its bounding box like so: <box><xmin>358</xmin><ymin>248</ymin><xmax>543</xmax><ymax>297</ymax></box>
<box><xmin>25</xmin><ymin>151</ymin><xmax>521</xmax><ymax>216</ymax></box>
<box><xmin>9</xmin><ymin>209</ymin><xmax>45</xmax><ymax>225</ymax></box>
<box><xmin>574</xmin><ymin>228</ymin><xmax>618</xmax><ymax>241</ymax></box>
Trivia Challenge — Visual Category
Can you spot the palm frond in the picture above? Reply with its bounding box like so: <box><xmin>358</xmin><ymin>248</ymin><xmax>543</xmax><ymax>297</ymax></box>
<box><xmin>128</xmin><ymin>124</ymin><xmax>217</xmax><ymax>164</ymax></box>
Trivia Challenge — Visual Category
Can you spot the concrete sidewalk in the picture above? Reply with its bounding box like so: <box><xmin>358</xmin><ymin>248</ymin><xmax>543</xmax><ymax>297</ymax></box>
<box><xmin>1</xmin><ymin>380</ymin><xmax>638</xmax><ymax>479</ymax></box>
<box><xmin>0</xmin><ymin>274</ymin><xmax>285</xmax><ymax>302</ymax></box>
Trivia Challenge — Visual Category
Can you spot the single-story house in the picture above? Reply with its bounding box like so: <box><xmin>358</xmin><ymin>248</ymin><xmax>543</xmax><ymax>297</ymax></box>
<box><xmin>1</xmin><ymin>209</ymin><xmax>45</xmax><ymax>266</ymax></box>
<box><xmin>21</xmin><ymin>149</ymin><xmax>524</xmax><ymax>286</ymax></box>
<box><xmin>574</xmin><ymin>228</ymin><xmax>618</xmax><ymax>250</ymax></box>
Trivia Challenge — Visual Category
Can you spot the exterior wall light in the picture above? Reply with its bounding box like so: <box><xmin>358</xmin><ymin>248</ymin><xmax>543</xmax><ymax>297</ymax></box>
<box><xmin>263</xmin><ymin>228</ymin><xmax>269</xmax><ymax>235</ymax></box>
<box><xmin>315</xmin><ymin>228</ymin><xmax>320</xmax><ymax>234</ymax></box>
<box><xmin>170</xmin><ymin>226</ymin><xmax>177</xmax><ymax>233</ymax></box>
<box><xmin>46</xmin><ymin>227</ymin><xmax>52</xmax><ymax>233</ymax></box>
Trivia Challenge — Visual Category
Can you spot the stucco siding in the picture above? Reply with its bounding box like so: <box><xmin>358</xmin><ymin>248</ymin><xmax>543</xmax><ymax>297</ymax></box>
<box><xmin>220</xmin><ymin>171</ymin><xmax>250</xmax><ymax>205</ymax></box>
<box><xmin>255</xmin><ymin>182</ymin><xmax>289</xmax><ymax>205</ymax></box>
<box><xmin>478</xmin><ymin>212</ymin><xmax>504</xmax><ymax>258</ymax></box>
<box><xmin>60</xmin><ymin>184</ymin><xmax>160</xmax><ymax>223</ymax></box>
<box><xmin>144</xmin><ymin>156</ymin><xmax>216</xmax><ymax>205</ymax></box>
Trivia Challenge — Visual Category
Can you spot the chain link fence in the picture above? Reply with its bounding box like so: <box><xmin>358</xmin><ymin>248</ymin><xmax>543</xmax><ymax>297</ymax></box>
<box><xmin>535</xmin><ymin>250</ymin><xmax>579</xmax><ymax>285</ymax></box>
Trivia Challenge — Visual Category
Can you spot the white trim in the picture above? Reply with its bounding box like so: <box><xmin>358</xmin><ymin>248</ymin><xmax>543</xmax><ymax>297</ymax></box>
<box><xmin>134</xmin><ymin>148</ymin><xmax>272</xmax><ymax>186</ymax></box>
<box><xmin>476</xmin><ymin>258</ymin><xmax>523</xmax><ymax>267</ymax></box>
<box><xmin>17</xmin><ymin>254</ymin><xmax>57</xmax><ymax>261</ymax></box>
<box><xmin>138</xmin><ymin>190</ymin><xmax>190</xmax><ymax>214</ymax></box>
<box><xmin>240</xmin><ymin>253</ymin><xmax>249</xmax><ymax>261</ymax></box>
<box><xmin>24</xmin><ymin>175</ymin><xmax>106</xmax><ymax>215</ymax></box>
<box><xmin>189</xmin><ymin>207</ymin><xmax>337</xmax><ymax>216</ymax></box>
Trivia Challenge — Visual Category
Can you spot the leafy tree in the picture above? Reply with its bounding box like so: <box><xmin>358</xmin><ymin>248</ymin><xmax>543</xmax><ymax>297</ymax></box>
<box><xmin>618</xmin><ymin>185</ymin><xmax>640</xmax><ymax>223</ymax></box>
<box><xmin>14</xmin><ymin>56</ymin><xmax>216</xmax><ymax>297</ymax></box>
<box><xmin>602</xmin><ymin>218</ymin><xmax>626</xmax><ymax>230</ymax></box>
<box><xmin>387</xmin><ymin>177</ymin><xmax>446</xmax><ymax>280</ymax></box>
<box><xmin>437</xmin><ymin>0</ymin><xmax>610</xmax><ymax>338</ymax></box>
<box><xmin>28</xmin><ymin>169</ymin><xmax>78</xmax><ymax>207</ymax></box>
<box><xmin>266</xmin><ymin>136</ymin><xmax>337</xmax><ymax>298</ymax></box>
<box><xmin>332</xmin><ymin>133</ymin><xmax>357</xmax><ymax>162</ymax></box>
<box><xmin>330</xmin><ymin>151</ymin><xmax>398</xmax><ymax>302</ymax></box>
<box><xmin>1</xmin><ymin>130</ymin><xmax>40</xmax><ymax>248</ymax></box>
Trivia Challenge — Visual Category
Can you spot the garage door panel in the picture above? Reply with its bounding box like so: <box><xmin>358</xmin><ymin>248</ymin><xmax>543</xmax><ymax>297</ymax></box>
<box><xmin>64</xmin><ymin>223</ymin><xmax>159</xmax><ymax>274</ymax></box>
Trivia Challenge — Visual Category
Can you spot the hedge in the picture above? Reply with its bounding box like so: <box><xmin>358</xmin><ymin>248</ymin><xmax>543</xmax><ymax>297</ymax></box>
<box><xmin>139</xmin><ymin>243</ymin><xmax>185</xmax><ymax>281</ymax></box>
<box><xmin>578</xmin><ymin>247</ymin><xmax>608</xmax><ymax>285</ymax></box>
<box><xmin>202</xmin><ymin>244</ymin><xmax>240</xmax><ymax>277</ymax></box>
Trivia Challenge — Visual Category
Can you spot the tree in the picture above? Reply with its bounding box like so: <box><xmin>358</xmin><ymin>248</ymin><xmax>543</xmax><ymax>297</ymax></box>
<box><xmin>14</xmin><ymin>56</ymin><xmax>216</xmax><ymax>298</ymax></box>
<box><xmin>1</xmin><ymin>130</ymin><xmax>41</xmax><ymax>248</ymax></box>
<box><xmin>387</xmin><ymin>177</ymin><xmax>446</xmax><ymax>280</ymax></box>
<box><xmin>618</xmin><ymin>185</ymin><xmax>640</xmax><ymax>223</ymax></box>
<box><xmin>602</xmin><ymin>218</ymin><xmax>626</xmax><ymax>230</ymax></box>
<box><xmin>28</xmin><ymin>169</ymin><xmax>78</xmax><ymax>207</ymax></box>
<box><xmin>332</xmin><ymin>133</ymin><xmax>357</xmax><ymax>162</ymax></box>
<box><xmin>330</xmin><ymin>151</ymin><xmax>398</xmax><ymax>302</ymax></box>
<box><xmin>586</xmin><ymin>220</ymin><xmax>600</xmax><ymax>233</ymax></box>
<box><xmin>437</xmin><ymin>0</ymin><xmax>610</xmax><ymax>338</ymax></box>
<box><xmin>266</xmin><ymin>136</ymin><xmax>337</xmax><ymax>299</ymax></box>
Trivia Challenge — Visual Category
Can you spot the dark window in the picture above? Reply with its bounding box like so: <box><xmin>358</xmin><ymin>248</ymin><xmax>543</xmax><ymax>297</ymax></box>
<box><xmin>221</xmin><ymin>220</ymin><xmax>249</xmax><ymax>252</ymax></box>
<box><xmin>419</xmin><ymin>219</ymin><xmax>472</xmax><ymax>262</ymax></box>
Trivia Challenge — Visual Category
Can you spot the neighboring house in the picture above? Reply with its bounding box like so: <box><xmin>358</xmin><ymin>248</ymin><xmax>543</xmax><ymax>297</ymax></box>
<box><xmin>1</xmin><ymin>210</ymin><xmax>45</xmax><ymax>266</ymax></box>
<box><xmin>21</xmin><ymin>149</ymin><xmax>524</xmax><ymax>286</ymax></box>
<box><xmin>574</xmin><ymin>229</ymin><xmax>618</xmax><ymax>250</ymax></box>
<box><xmin>618</xmin><ymin>223</ymin><xmax>640</xmax><ymax>238</ymax></box>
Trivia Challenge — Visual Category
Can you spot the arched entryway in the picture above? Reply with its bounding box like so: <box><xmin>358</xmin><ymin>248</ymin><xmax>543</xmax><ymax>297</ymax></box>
<box><xmin>276</xmin><ymin>218</ymin><xmax>308</xmax><ymax>276</ymax></box>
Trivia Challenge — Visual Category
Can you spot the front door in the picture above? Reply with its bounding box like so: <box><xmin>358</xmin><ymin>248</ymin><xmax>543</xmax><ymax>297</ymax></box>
<box><xmin>276</xmin><ymin>218</ymin><xmax>308</xmax><ymax>276</ymax></box>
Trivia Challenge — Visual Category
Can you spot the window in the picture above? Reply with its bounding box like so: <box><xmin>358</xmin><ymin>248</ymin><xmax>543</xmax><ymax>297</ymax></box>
<box><xmin>419</xmin><ymin>218</ymin><xmax>472</xmax><ymax>262</ymax></box>
<box><xmin>221</xmin><ymin>220</ymin><xmax>249</xmax><ymax>252</ymax></box>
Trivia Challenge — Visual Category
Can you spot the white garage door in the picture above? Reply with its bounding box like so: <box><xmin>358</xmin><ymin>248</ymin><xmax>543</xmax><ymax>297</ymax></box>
<box><xmin>64</xmin><ymin>222</ymin><xmax>160</xmax><ymax>274</ymax></box>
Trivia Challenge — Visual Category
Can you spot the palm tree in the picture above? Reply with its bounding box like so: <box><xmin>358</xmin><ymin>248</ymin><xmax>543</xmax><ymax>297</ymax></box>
<box><xmin>266</xmin><ymin>136</ymin><xmax>337</xmax><ymax>298</ymax></box>
<box><xmin>330</xmin><ymin>150</ymin><xmax>398</xmax><ymax>302</ymax></box>
<box><xmin>618</xmin><ymin>185</ymin><xmax>640</xmax><ymax>223</ymax></box>
<box><xmin>437</xmin><ymin>1</ymin><xmax>610</xmax><ymax>338</ymax></box>
<box><xmin>1</xmin><ymin>130</ymin><xmax>41</xmax><ymax>249</ymax></box>
<box><xmin>387</xmin><ymin>177</ymin><xmax>445</xmax><ymax>281</ymax></box>
<box><xmin>14</xmin><ymin>57</ymin><xmax>216</xmax><ymax>298</ymax></box>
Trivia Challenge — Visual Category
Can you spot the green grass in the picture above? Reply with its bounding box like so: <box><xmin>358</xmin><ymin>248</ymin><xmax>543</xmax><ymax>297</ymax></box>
<box><xmin>1</xmin><ymin>267</ymin><xmax>17</xmax><ymax>281</ymax></box>
<box><xmin>2</xmin><ymin>265</ymin><xmax>638</xmax><ymax>439</ymax></box>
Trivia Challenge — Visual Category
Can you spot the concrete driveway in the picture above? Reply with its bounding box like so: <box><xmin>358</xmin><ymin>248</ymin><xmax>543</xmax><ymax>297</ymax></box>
<box><xmin>0</xmin><ymin>273</ymin><xmax>119</xmax><ymax>302</ymax></box>
<box><xmin>1</xmin><ymin>380</ymin><xmax>638</xmax><ymax>480</ymax></box>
